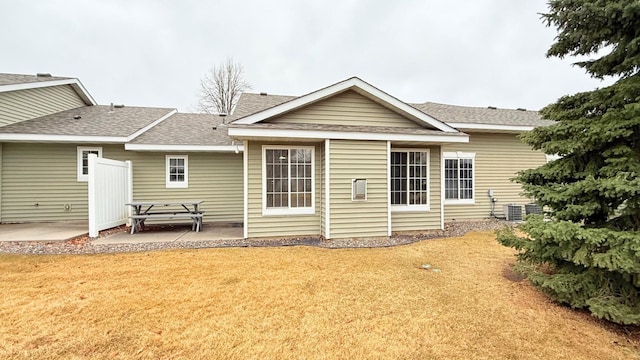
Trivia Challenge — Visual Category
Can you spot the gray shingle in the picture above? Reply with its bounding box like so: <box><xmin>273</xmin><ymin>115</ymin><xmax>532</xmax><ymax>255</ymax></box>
<box><xmin>0</xmin><ymin>105</ymin><xmax>175</xmax><ymax>137</ymax></box>
<box><xmin>411</xmin><ymin>102</ymin><xmax>553</xmax><ymax>126</ymax></box>
<box><xmin>0</xmin><ymin>73</ymin><xmax>72</xmax><ymax>86</ymax></box>
<box><xmin>131</xmin><ymin>113</ymin><xmax>235</xmax><ymax>146</ymax></box>
<box><xmin>232</xmin><ymin>93</ymin><xmax>295</xmax><ymax>117</ymax></box>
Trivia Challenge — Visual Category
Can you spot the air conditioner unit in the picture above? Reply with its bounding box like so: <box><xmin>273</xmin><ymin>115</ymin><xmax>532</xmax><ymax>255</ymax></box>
<box><xmin>503</xmin><ymin>204</ymin><xmax>523</xmax><ymax>221</ymax></box>
<box><xmin>525</xmin><ymin>203</ymin><xmax>542</xmax><ymax>215</ymax></box>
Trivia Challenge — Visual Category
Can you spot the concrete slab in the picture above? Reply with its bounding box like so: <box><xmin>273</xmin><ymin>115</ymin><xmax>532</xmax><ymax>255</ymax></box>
<box><xmin>0</xmin><ymin>221</ymin><xmax>88</xmax><ymax>242</ymax></box>
<box><xmin>180</xmin><ymin>225</ymin><xmax>243</xmax><ymax>242</ymax></box>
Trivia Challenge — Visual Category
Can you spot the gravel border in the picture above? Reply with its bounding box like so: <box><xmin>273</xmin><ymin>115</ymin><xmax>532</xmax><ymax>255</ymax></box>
<box><xmin>0</xmin><ymin>219</ymin><xmax>516</xmax><ymax>255</ymax></box>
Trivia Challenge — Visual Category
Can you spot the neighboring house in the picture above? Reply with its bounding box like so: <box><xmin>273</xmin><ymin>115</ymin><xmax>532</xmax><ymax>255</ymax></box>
<box><xmin>0</xmin><ymin>73</ymin><xmax>552</xmax><ymax>240</ymax></box>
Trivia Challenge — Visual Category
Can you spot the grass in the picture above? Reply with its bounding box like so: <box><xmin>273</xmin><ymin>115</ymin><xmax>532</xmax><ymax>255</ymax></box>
<box><xmin>0</xmin><ymin>231</ymin><xmax>638</xmax><ymax>359</ymax></box>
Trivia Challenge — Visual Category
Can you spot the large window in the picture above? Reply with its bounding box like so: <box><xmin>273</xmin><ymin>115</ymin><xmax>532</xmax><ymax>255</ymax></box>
<box><xmin>166</xmin><ymin>155</ymin><xmax>188</xmax><ymax>188</ymax></box>
<box><xmin>77</xmin><ymin>146</ymin><xmax>102</xmax><ymax>182</ymax></box>
<box><xmin>391</xmin><ymin>149</ymin><xmax>429</xmax><ymax>211</ymax></box>
<box><xmin>263</xmin><ymin>146</ymin><xmax>314</xmax><ymax>215</ymax></box>
<box><xmin>444</xmin><ymin>152</ymin><xmax>475</xmax><ymax>204</ymax></box>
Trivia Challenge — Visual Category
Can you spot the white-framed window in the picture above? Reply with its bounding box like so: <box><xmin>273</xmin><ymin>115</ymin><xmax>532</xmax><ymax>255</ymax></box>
<box><xmin>77</xmin><ymin>146</ymin><xmax>102</xmax><ymax>182</ymax></box>
<box><xmin>390</xmin><ymin>149</ymin><xmax>430</xmax><ymax>211</ymax></box>
<box><xmin>444</xmin><ymin>151</ymin><xmax>475</xmax><ymax>205</ymax></box>
<box><xmin>166</xmin><ymin>155</ymin><xmax>188</xmax><ymax>188</ymax></box>
<box><xmin>262</xmin><ymin>146</ymin><xmax>315</xmax><ymax>216</ymax></box>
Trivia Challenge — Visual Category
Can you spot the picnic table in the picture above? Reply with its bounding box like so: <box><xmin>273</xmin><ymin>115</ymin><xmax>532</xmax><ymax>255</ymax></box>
<box><xmin>126</xmin><ymin>200</ymin><xmax>204</xmax><ymax>234</ymax></box>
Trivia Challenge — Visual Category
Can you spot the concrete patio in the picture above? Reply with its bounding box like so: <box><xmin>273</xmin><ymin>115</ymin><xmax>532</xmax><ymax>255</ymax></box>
<box><xmin>0</xmin><ymin>221</ymin><xmax>88</xmax><ymax>242</ymax></box>
<box><xmin>0</xmin><ymin>222</ymin><xmax>243</xmax><ymax>243</ymax></box>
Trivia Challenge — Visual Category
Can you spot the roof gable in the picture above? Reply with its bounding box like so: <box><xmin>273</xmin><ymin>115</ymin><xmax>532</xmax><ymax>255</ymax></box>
<box><xmin>266</xmin><ymin>90</ymin><xmax>424</xmax><ymax>129</ymax></box>
<box><xmin>0</xmin><ymin>73</ymin><xmax>96</xmax><ymax>106</ymax></box>
<box><xmin>233</xmin><ymin>77</ymin><xmax>459</xmax><ymax>133</ymax></box>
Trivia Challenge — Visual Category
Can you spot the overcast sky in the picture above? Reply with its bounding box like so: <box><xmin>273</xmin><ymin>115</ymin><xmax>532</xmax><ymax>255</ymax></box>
<box><xmin>1</xmin><ymin>0</ymin><xmax>615</xmax><ymax>112</ymax></box>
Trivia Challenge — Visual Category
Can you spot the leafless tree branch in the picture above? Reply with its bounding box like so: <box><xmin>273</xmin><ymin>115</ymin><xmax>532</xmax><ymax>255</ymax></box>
<box><xmin>196</xmin><ymin>57</ymin><xmax>251</xmax><ymax>115</ymax></box>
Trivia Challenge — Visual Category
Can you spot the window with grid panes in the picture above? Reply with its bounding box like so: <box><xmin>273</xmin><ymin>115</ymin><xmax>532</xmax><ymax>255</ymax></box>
<box><xmin>264</xmin><ymin>147</ymin><xmax>314</xmax><ymax>214</ymax></box>
<box><xmin>391</xmin><ymin>150</ymin><xmax>429</xmax><ymax>207</ymax></box>
<box><xmin>444</xmin><ymin>153</ymin><xmax>474</xmax><ymax>203</ymax></box>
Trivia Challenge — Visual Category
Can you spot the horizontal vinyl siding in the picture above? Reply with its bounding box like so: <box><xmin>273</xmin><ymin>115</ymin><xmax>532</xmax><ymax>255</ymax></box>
<box><xmin>0</xmin><ymin>85</ymin><xmax>85</xmax><ymax>127</ymax></box>
<box><xmin>246</xmin><ymin>141</ymin><xmax>322</xmax><ymax>238</ymax></box>
<box><xmin>1</xmin><ymin>143</ymin><xmax>123</xmax><ymax>222</ymax></box>
<box><xmin>268</xmin><ymin>90</ymin><xmax>422</xmax><ymax>128</ymax></box>
<box><xmin>329</xmin><ymin>140</ymin><xmax>388</xmax><ymax>238</ymax></box>
<box><xmin>128</xmin><ymin>152</ymin><xmax>243</xmax><ymax>224</ymax></box>
<box><xmin>391</xmin><ymin>146</ymin><xmax>441</xmax><ymax>232</ymax></box>
<box><xmin>443</xmin><ymin>133</ymin><xmax>546</xmax><ymax>220</ymax></box>
<box><xmin>0</xmin><ymin>143</ymin><xmax>243</xmax><ymax>223</ymax></box>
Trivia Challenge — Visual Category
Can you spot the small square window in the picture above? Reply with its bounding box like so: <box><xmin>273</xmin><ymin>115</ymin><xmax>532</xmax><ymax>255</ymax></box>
<box><xmin>77</xmin><ymin>146</ymin><xmax>102</xmax><ymax>182</ymax></box>
<box><xmin>166</xmin><ymin>155</ymin><xmax>188</xmax><ymax>188</ymax></box>
<box><xmin>352</xmin><ymin>179</ymin><xmax>367</xmax><ymax>201</ymax></box>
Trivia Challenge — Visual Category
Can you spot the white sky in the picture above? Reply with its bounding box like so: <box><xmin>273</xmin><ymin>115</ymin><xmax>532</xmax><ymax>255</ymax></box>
<box><xmin>1</xmin><ymin>0</ymin><xmax>615</xmax><ymax>112</ymax></box>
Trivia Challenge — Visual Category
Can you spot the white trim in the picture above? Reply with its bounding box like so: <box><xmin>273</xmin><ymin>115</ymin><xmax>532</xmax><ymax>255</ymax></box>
<box><xmin>87</xmin><ymin>153</ymin><xmax>98</xmax><ymax>237</ymax></box>
<box><xmin>0</xmin><ymin>134</ymin><xmax>129</xmax><ymax>143</ymax></box>
<box><xmin>261</xmin><ymin>145</ymin><xmax>316</xmax><ymax>216</ymax></box>
<box><xmin>391</xmin><ymin>205</ymin><xmax>431</xmax><ymax>212</ymax></box>
<box><xmin>233</xmin><ymin>77</ymin><xmax>459</xmax><ymax>133</ymax></box>
<box><xmin>125</xmin><ymin>143</ymin><xmax>244</xmax><ymax>152</ymax></box>
<box><xmin>447</xmin><ymin>123</ymin><xmax>535</xmax><ymax>132</ymax></box>
<box><xmin>440</xmin><ymin>148</ymin><xmax>445</xmax><ymax>230</ymax></box>
<box><xmin>324</xmin><ymin>139</ymin><xmax>331</xmax><ymax>239</ymax></box>
<box><xmin>390</xmin><ymin>148</ymin><xmax>431</xmax><ymax>210</ymax></box>
<box><xmin>229</xmin><ymin>127</ymin><xmax>469</xmax><ymax>143</ymax></box>
<box><xmin>126</xmin><ymin>160</ymin><xmax>133</xmax><ymax>227</ymax></box>
<box><xmin>0</xmin><ymin>78</ymin><xmax>96</xmax><ymax>105</ymax></box>
<box><xmin>387</xmin><ymin>141</ymin><xmax>391</xmax><ymax>236</ymax></box>
<box><xmin>128</xmin><ymin>109</ymin><xmax>177</xmax><ymax>141</ymax></box>
<box><xmin>77</xmin><ymin>146</ymin><xmax>102</xmax><ymax>182</ymax></box>
<box><xmin>165</xmin><ymin>155</ymin><xmax>188</xmax><ymax>188</ymax></box>
<box><xmin>243</xmin><ymin>140</ymin><xmax>249</xmax><ymax>239</ymax></box>
<box><xmin>443</xmin><ymin>151</ymin><xmax>476</xmax><ymax>205</ymax></box>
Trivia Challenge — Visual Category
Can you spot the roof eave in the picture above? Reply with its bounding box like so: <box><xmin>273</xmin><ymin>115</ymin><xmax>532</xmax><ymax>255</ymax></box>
<box><xmin>0</xmin><ymin>78</ymin><xmax>97</xmax><ymax>106</ymax></box>
<box><xmin>228</xmin><ymin>127</ymin><xmax>469</xmax><ymax>143</ymax></box>
<box><xmin>447</xmin><ymin>123</ymin><xmax>538</xmax><ymax>133</ymax></box>
<box><xmin>124</xmin><ymin>144</ymin><xmax>242</xmax><ymax>152</ymax></box>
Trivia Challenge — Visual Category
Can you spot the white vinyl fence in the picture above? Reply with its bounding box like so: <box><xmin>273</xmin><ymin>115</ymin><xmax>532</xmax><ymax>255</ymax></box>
<box><xmin>88</xmin><ymin>154</ymin><xmax>132</xmax><ymax>237</ymax></box>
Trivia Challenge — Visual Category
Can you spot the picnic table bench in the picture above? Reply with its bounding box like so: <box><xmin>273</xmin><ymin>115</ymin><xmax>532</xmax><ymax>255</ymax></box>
<box><xmin>126</xmin><ymin>201</ymin><xmax>204</xmax><ymax>234</ymax></box>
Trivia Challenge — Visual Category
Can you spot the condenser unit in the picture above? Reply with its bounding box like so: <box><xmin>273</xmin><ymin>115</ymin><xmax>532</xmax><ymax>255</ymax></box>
<box><xmin>503</xmin><ymin>204</ymin><xmax>523</xmax><ymax>221</ymax></box>
<box><xmin>525</xmin><ymin>203</ymin><xmax>542</xmax><ymax>215</ymax></box>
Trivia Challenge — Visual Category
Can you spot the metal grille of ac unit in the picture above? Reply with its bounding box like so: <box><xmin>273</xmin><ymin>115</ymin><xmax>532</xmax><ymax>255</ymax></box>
<box><xmin>525</xmin><ymin>203</ymin><xmax>542</xmax><ymax>215</ymax></box>
<box><xmin>503</xmin><ymin>204</ymin><xmax>523</xmax><ymax>221</ymax></box>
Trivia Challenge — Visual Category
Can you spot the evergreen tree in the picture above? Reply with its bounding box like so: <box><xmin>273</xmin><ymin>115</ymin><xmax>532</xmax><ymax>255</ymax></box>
<box><xmin>497</xmin><ymin>0</ymin><xmax>640</xmax><ymax>324</ymax></box>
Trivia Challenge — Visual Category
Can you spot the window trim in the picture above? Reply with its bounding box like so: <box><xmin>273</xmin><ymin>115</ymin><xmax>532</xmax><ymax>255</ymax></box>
<box><xmin>77</xmin><ymin>146</ymin><xmax>102</xmax><ymax>182</ymax></box>
<box><xmin>165</xmin><ymin>155</ymin><xmax>189</xmax><ymax>189</ymax></box>
<box><xmin>390</xmin><ymin>148</ymin><xmax>430</xmax><ymax>212</ymax></box>
<box><xmin>443</xmin><ymin>151</ymin><xmax>475</xmax><ymax>205</ymax></box>
<box><xmin>262</xmin><ymin>145</ymin><xmax>315</xmax><ymax>216</ymax></box>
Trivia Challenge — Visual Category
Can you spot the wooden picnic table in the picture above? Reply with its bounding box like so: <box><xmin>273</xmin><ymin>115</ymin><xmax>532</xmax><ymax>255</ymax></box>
<box><xmin>126</xmin><ymin>200</ymin><xmax>204</xmax><ymax>234</ymax></box>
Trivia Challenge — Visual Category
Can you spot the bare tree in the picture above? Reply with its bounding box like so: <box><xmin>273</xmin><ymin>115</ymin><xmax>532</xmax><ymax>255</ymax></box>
<box><xmin>196</xmin><ymin>58</ymin><xmax>251</xmax><ymax>115</ymax></box>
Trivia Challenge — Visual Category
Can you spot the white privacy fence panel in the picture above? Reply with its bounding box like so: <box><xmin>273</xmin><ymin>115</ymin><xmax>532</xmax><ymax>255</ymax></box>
<box><xmin>88</xmin><ymin>154</ymin><xmax>132</xmax><ymax>237</ymax></box>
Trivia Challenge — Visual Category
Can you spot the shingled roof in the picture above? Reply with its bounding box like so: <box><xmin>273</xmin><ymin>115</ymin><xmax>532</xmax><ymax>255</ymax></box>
<box><xmin>231</xmin><ymin>92</ymin><xmax>552</xmax><ymax>129</ymax></box>
<box><xmin>411</xmin><ymin>102</ymin><xmax>553</xmax><ymax>127</ymax></box>
<box><xmin>0</xmin><ymin>105</ymin><xmax>174</xmax><ymax>138</ymax></box>
<box><xmin>129</xmin><ymin>113</ymin><xmax>235</xmax><ymax>146</ymax></box>
<box><xmin>0</xmin><ymin>73</ymin><xmax>72</xmax><ymax>86</ymax></box>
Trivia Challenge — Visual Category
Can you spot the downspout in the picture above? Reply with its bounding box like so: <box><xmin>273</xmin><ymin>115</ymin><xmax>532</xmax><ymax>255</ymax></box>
<box><xmin>0</xmin><ymin>143</ymin><xmax>3</xmax><ymax>223</ymax></box>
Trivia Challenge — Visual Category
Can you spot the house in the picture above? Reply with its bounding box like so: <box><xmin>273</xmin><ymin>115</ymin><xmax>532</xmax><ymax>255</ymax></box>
<box><xmin>0</xmin><ymin>73</ymin><xmax>552</xmax><ymax>240</ymax></box>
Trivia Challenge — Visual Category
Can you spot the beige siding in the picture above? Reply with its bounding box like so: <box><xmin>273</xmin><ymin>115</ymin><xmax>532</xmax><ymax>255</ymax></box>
<box><xmin>269</xmin><ymin>90</ymin><xmax>423</xmax><ymax>128</ymax></box>
<box><xmin>443</xmin><ymin>133</ymin><xmax>546</xmax><ymax>220</ymax></box>
<box><xmin>329</xmin><ymin>140</ymin><xmax>388</xmax><ymax>238</ymax></box>
<box><xmin>246</xmin><ymin>141</ymin><xmax>322</xmax><ymax>238</ymax></box>
<box><xmin>0</xmin><ymin>85</ymin><xmax>86</xmax><ymax>127</ymax></box>
<box><xmin>391</xmin><ymin>146</ymin><xmax>442</xmax><ymax>232</ymax></box>
<box><xmin>0</xmin><ymin>143</ymin><xmax>243</xmax><ymax>223</ymax></box>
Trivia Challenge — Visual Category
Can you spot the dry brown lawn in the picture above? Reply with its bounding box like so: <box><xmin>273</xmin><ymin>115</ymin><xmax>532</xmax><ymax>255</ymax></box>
<box><xmin>1</xmin><ymin>231</ymin><xmax>638</xmax><ymax>359</ymax></box>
